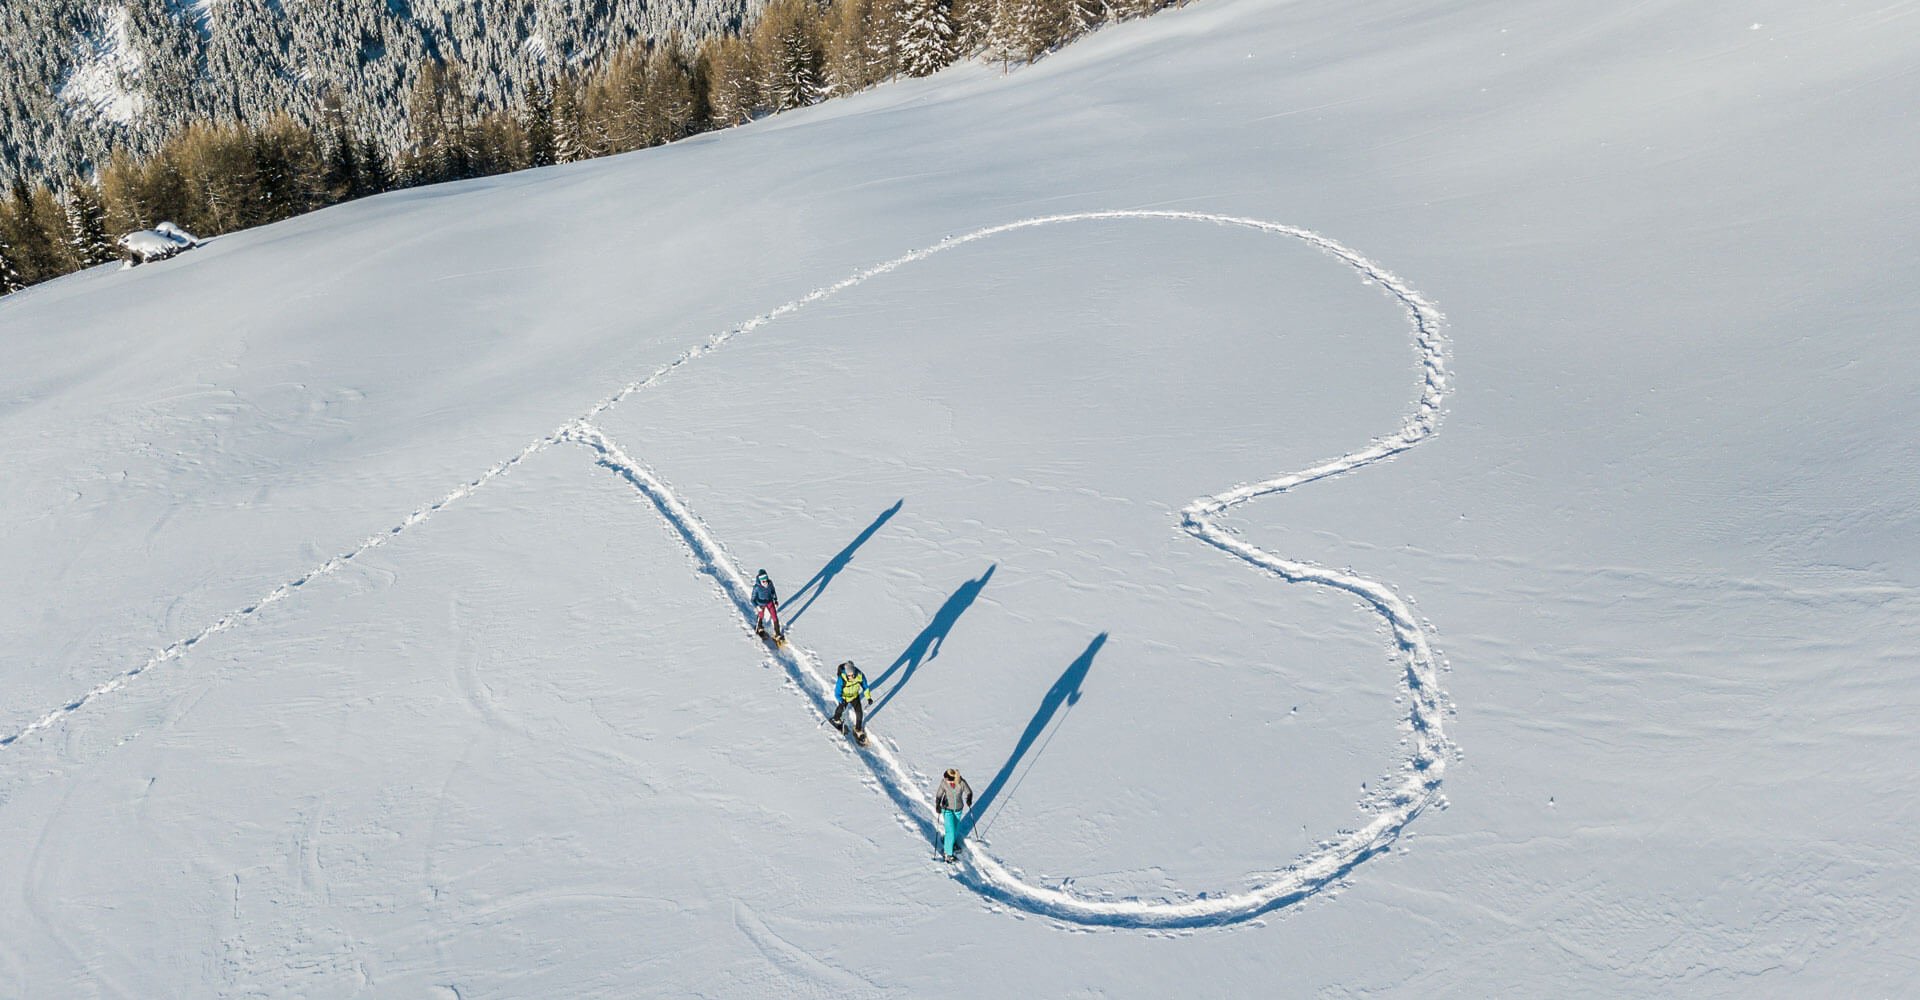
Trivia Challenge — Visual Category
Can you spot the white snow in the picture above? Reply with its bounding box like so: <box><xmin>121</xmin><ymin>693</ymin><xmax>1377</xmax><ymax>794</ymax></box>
<box><xmin>4</xmin><ymin>0</ymin><xmax>1920</xmax><ymax>995</ymax></box>
<box><xmin>117</xmin><ymin>222</ymin><xmax>200</xmax><ymax>263</ymax></box>
<box><xmin>58</xmin><ymin>6</ymin><xmax>148</xmax><ymax>127</ymax></box>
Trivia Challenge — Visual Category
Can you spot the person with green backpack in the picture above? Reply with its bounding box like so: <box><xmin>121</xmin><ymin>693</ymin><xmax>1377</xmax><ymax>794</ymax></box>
<box><xmin>831</xmin><ymin>660</ymin><xmax>873</xmax><ymax>745</ymax></box>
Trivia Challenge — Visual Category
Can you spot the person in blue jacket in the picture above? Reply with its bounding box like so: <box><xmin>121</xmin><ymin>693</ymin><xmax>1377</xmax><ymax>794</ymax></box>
<box><xmin>751</xmin><ymin>569</ymin><xmax>783</xmax><ymax>640</ymax></box>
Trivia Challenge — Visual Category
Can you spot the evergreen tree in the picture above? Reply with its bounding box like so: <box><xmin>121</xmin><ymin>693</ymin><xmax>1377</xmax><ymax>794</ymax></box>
<box><xmin>318</xmin><ymin>90</ymin><xmax>363</xmax><ymax>201</ymax></box>
<box><xmin>552</xmin><ymin>77</ymin><xmax>588</xmax><ymax>163</ymax></box>
<box><xmin>524</xmin><ymin>79</ymin><xmax>557</xmax><ymax>168</ymax></box>
<box><xmin>324</xmin><ymin>130</ymin><xmax>363</xmax><ymax>202</ymax></box>
<box><xmin>991</xmin><ymin>0</ymin><xmax>1067</xmax><ymax>65</ymax></box>
<box><xmin>0</xmin><ymin>234</ymin><xmax>24</xmax><ymax>295</ymax></box>
<box><xmin>757</xmin><ymin>0</ymin><xmax>827</xmax><ymax>112</ymax></box>
<box><xmin>250</xmin><ymin>116</ymin><xmax>326</xmax><ymax>224</ymax></box>
<box><xmin>65</xmin><ymin>181</ymin><xmax>119</xmax><ymax>267</ymax></box>
<box><xmin>898</xmin><ymin>0</ymin><xmax>956</xmax><ymax>77</ymax></box>
<box><xmin>357</xmin><ymin>136</ymin><xmax>392</xmax><ymax>196</ymax></box>
<box><xmin>950</xmin><ymin>0</ymin><xmax>995</xmax><ymax>50</ymax></box>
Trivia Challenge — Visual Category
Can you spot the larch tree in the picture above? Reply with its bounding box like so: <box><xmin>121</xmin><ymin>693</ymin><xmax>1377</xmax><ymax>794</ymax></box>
<box><xmin>8</xmin><ymin>182</ymin><xmax>76</xmax><ymax>281</ymax></box>
<box><xmin>699</xmin><ymin>34</ymin><xmax>760</xmax><ymax>126</ymax></box>
<box><xmin>826</xmin><ymin>0</ymin><xmax>876</xmax><ymax>93</ymax></box>
<box><xmin>404</xmin><ymin>60</ymin><xmax>479</xmax><ymax>183</ymax></box>
<box><xmin>640</xmin><ymin>42</ymin><xmax>699</xmax><ymax>146</ymax></box>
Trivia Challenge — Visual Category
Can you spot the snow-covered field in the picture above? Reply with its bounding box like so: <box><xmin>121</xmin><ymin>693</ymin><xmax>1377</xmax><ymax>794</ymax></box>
<box><xmin>4</xmin><ymin>0</ymin><xmax>1919</xmax><ymax>995</ymax></box>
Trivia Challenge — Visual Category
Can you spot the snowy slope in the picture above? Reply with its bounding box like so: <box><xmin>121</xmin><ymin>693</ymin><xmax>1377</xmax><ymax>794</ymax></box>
<box><xmin>4</xmin><ymin>0</ymin><xmax>1920</xmax><ymax>995</ymax></box>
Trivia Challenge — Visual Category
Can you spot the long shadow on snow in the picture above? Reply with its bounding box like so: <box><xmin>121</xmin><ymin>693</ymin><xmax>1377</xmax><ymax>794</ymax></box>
<box><xmin>964</xmin><ymin>632</ymin><xmax>1105</xmax><ymax>843</ymax></box>
<box><xmin>869</xmin><ymin>565</ymin><xmax>996</xmax><ymax>719</ymax></box>
<box><xmin>784</xmin><ymin>499</ymin><xmax>903</xmax><ymax>627</ymax></box>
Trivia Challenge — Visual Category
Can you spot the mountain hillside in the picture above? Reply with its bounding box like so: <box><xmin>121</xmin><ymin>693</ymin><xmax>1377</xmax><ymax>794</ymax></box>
<box><xmin>3</xmin><ymin>0</ymin><xmax>1918</xmax><ymax>995</ymax></box>
<box><xmin>1</xmin><ymin>0</ymin><xmax>748</xmax><ymax>185</ymax></box>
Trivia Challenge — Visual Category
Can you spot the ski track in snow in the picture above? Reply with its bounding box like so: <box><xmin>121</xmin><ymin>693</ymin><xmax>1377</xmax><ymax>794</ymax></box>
<box><xmin>3</xmin><ymin>211</ymin><xmax>1455</xmax><ymax>931</ymax></box>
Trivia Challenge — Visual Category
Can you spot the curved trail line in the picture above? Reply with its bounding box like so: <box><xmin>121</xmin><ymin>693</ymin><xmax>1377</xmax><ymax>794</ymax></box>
<box><xmin>4</xmin><ymin>211</ymin><xmax>1456</xmax><ymax>933</ymax></box>
<box><xmin>571</xmin><ymin>212</ymin><xmax>1455</xmax><ymax>929</ymax></box>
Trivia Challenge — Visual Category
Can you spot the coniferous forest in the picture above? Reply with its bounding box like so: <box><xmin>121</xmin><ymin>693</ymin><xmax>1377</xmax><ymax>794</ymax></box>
<box><xmin>0</xmin><ymin>0</ymin><xmax>1183</xmax><ymax>299</ymax></box>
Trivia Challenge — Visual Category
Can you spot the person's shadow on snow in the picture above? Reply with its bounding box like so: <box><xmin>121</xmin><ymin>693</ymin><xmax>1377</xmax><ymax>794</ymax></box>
<box><xmin>964</xmin><ymin>632</ymin><xmax>1106</xmax><ymax>843</ymax></box>
<box><xmin>784</xmin><ymin>499</ymin><xmax>903</xmax><ymax>626</ymax></box>
<box><xmin>869</xmin><ymin>565</ymin><xmax>996</xmax><ymax>718</ymax></box>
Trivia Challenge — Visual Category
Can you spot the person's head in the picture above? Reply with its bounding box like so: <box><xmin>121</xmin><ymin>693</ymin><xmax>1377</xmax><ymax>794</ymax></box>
<box><xmin>944</xmin><ymin>768</ymin><xmax>958</xmax><ymax>783</ymax></box>
<box><xmin>756</xmin><ymin>569</ymin><xmax>769</xmax><ymax>582</ymax></box>
<box><xmin>839</xmin><ymin>660</ymin><xmax>854</xmax><ymax>674</ymax></box>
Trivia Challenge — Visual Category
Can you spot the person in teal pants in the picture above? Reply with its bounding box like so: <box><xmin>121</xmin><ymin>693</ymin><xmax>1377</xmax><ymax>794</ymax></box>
<box><xmin>934</xmin><ymin>768</ymin><xmax>974</xmax><ymax>863</ymax></box>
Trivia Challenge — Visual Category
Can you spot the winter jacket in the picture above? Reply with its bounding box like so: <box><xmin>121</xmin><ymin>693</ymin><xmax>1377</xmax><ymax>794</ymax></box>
<box><xmin>837</xmin><ymin>667</ymin><xmax>870</xmax><ymax>703</ymax></box>
<box><xmin>935</xmin><ymin>776</ymin><xmax>974</xmax><ymax>814</ymax></box>
<box><xmin>751</xmin><ymin>579</ymin><xmax>777</xmax><ymax>607</ymax></box>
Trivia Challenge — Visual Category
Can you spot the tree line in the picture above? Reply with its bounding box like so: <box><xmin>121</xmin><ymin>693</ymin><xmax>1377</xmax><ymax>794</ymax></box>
<box><xmin>2</xmin><ymin>0</ymin><xmax>1181</xmax><ymax>299</ymax></box>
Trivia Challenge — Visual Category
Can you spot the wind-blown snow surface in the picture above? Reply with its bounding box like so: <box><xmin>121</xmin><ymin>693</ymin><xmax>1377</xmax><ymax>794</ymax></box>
<box><xmin>3</xmin><ymin>0</ymin><xmax>1919</xmax><ymax>995</ymax></box>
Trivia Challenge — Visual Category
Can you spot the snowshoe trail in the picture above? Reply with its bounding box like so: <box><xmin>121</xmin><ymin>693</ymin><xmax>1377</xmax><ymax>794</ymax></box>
<box><xmin>566</xmin><ymin>212</ymin><xmax>1456</xmax><ymax>928</ymax></box>
<box><xmin>6</xmin><ymin>212</ymin><xmax>1455</xmax><ymax>933</ymax></box>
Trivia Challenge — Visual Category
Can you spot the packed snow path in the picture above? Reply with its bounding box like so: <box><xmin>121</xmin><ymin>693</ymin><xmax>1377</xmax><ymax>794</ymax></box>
<box><xmin>4</xmin><ymin>212</ymin><xmax>1455</xmax><ymax>930</ymax></box>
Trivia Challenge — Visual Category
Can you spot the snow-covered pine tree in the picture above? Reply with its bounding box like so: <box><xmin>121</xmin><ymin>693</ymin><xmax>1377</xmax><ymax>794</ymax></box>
<box><xmin>552</xmin><ymin>79</ymin><xmax>588</xmax><ymax>163</ymax></box>
<box><xmin>524</xmin><ymin>79</ymin><xmax>557</xmax><ymax>168</ymax></box>
<box><xmin>1066</xmin><ymin>0</ymin><xmax>1106</xmax><ymax>35</ymax></box>
<box><xmin>990</xmin><ymin>0</ymin><xmax>1067</xmax><ymax>66</ymax></box>
<box><xmin>950</xmin><ymin>0</ymin><xmax>995</xmax><ymax>53</ymax></box>
<box><xmin>898</xmin><ymin>0</ymin><xmax>955</xmax><ymax>77</ymax></box>
<box><xmin>868</xmin><ymin>0</ymin><xmax>908</xmax><ymax>83</ymax></box>
<box><xmin>64</xmin><ymin>182</ymin><xmax>119</xmax><ymax>267</ymax></box>
<box><xmin>0</xmin><ymin>234</ymin><xmax>24</xmax><ymax>295</ymax></box>
<box><xmin>758</xmin><ymin>0</ymin><xmax>827</xmax><ymax>112</ymax></box>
